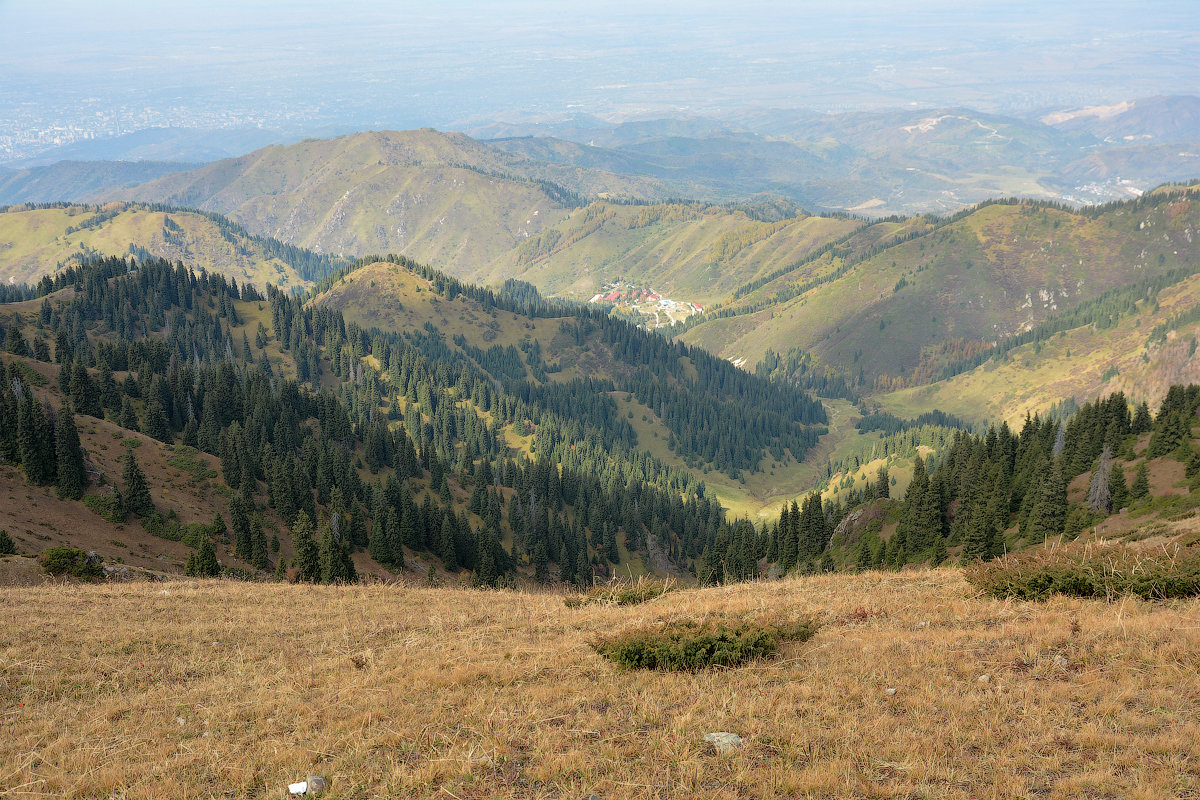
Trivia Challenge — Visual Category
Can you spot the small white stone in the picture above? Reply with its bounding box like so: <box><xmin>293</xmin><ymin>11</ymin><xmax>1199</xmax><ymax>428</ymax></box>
<box><xmin>1053</xmin><ymin>654</ymin><xmax>1069</xmax><ymax>669</ymax></box>
<box><xmin>977</xmin><ymin>674</ymin><xmax>991</xmax><ymax>684</ymax></box>
<box><xmin>703</xmin><ymin>732</ymin><xmax>744</xmax><ymax>753</ymax></box>
<box><xmin>884</xmin><ymin>687</ymin><xmax>897</xmax><ymax>696</ymax></box>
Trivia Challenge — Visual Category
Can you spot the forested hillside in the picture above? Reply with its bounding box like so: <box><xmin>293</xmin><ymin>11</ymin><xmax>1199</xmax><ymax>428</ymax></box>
<box><xmin>0</xmin><ymin>253</ymin><xmax>826</xmax><ymax>585</ymax></box>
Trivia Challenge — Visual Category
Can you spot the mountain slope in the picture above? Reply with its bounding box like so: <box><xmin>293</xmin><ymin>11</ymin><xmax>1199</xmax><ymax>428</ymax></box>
<box><xmin>680</xmin><ymin>188</ymin><xmax>1200</xmax><ymax>389</ymax></box>
<box><xmin>106</xmin><ymin>129</ymin><xmax>866</xmax><ymax>302</ymax></box>
<box><xmin>878</xmin><ymin>269</ymin><xmax>1200</xmax><ymax>425</ymax></box>
<box><xmin>110</xmin><ymin>129</ymin><xmax>674</xmax><ymax>268</ymax></box>
<box><xmin>0</xmin><ymin>160</ymin><xmax>197</xmax><ymax>205</ymax></box>
<box><xmin>0</xmin><ymin>202</ymin><xmax>344</xmax><ymax>290</ymax></box>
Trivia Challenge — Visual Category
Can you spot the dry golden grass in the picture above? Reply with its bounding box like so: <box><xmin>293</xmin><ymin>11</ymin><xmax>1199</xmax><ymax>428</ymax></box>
<box><xmin>3</xmin><ymin>571</ymin><xmax>1199</xmax><ymax>799</ymax></box>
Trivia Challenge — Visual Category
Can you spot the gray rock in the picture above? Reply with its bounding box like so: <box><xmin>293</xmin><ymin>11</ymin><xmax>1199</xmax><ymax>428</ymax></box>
<box><xmin>305</xmin><ymin>775</ymin><xmax>330</xmax><ymax>796</ymax></box>
<box><xmin>703</xmin><ymin>732</ymin><xmax>744</xmax><ymax>753</ymax></box>
<box><xmin>1052</xmin><ymin>654</ymin><xmax>1069</xmax><ymax>669</ymax></box>
<box><xmin>977</xmin><ymin>674</ymin><xmax>991</xmax><ymax>684</ymax></box>
<box><xmin>884</xmin><ymin>687</ymin><xmax>897</xmax><ymax>696</ymax></box>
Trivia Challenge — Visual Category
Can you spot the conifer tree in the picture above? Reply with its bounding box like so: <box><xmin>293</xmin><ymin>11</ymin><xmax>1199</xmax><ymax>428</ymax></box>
<box><xmin>185</xmin><ymin>536</ymin><xmax>220</xmax><ymax>577</ymax></box>
<box><xmin>440</xmin><ymin>514</ymin><xmax>459</xmax><ymax>571</ymax></box>
<box><xmin>474</xmin><ymin>525</ymin><xmax>503</xmax><ymax>588</ymax></box>
<box><xmin>532</xmin><ymin>538</ymin><xmax>549</xmax><ymax>582</ymax></box>
<box><xmin>229</xmin><ymin>492</ymin><xmax>253</xmax><ymax>559</ymax></box>
<box><xmin>121</xmin><ymin>449</ymin><xmax>154</xmax><ymax>517</ymax></box>
<box><xmin>1108</xmin><ymin>462</ymin><xmax>1129</xmax><ymax>510</ymax></box>
<box><xmin>368</xmin><ymin>508</ymin><xmax>395</xmax><ymax>566</ymax></box>
<box><xmin>930</xmin><ymin>536</ymin><xmax>947</xmax><ymax>566</ymax></box>
<box><xmin>1026</xmin><ymin>459</ymin><xmax>1066</xmax><ymax>543</ymax></box>
<box><xmin>291</xmin><ymin>511</ymin><xmax>320</xmax><ymax>582</ymax></box>
<box><xmin>0</xmin><ymin>529</ymin><xmax>16</xmax><ymax>555</ymax></box>
<box><xmin>69</xmin><ymin>360</ymin><xmax>102</xmax><ymax>418</ymax></box>
<box><xmin>855</xmin><ymin>540</ymin><xmax>872</xmax><ymax>572</ymax></box>
<box><xmin>119</xmin><ymin>397</ymin><xmax>139</xmax><ymax>431</ymax></box>
<box><xmin>1130</xmin><ymin>462</ymin><xmax>1150</xmax><ymax>501</ymax></box>
<box><xmin>574</xmin><ymin>546</ymin><xmax>591</xmax><ymax>588</ymax></box>
<box><xmin>55</xmin><ymin>403</ymin><xmax>87</xmax><ymax>500</ymax></box>
<box><xmin>250</xmin><ymin>515</ymin><xmax>269</xmax><ymax>570</ymax></box>
<box><xmin>143</xmin><ymin>396</ymin><xmax>172</xmax><ymax>443</ymax></box>
<box><xmin>1131</xmin><ymin>402</ymin><xmax>1153</xmax><ymax>434</ymax></box>
<box><xmin>5</xmin><ymin>322</ymin><xmax>29</xmax><ymax>357</ymax></box>
<box><xmin>18</xmin><ymin>393</ymin><xmax>54</xmax><ymax>485</ymax></box>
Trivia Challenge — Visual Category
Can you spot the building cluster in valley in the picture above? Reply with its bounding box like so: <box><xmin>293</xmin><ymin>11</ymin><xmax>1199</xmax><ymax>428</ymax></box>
<box><xmin>588</xmin><ymin>282</ymin><xmax>703</xmax><ymax>329</ymax></box>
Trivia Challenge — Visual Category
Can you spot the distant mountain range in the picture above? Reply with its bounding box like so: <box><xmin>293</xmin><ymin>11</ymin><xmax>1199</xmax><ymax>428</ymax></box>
<box><xmin>3</xmin><ymin>96</ymin><xmax>1196</xmax><ymax>218</ymax></box>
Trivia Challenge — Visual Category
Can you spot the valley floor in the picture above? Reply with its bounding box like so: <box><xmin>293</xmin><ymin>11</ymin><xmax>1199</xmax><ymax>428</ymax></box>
<box><xmin>2</xmin><ymin>572</ymin><xmax>1198</xmax><ymax>798</ymax></box>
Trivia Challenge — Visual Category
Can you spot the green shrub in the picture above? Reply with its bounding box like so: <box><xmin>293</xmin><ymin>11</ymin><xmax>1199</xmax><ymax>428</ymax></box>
<box><xmin>38</xmin><ymin>547</ymin><xmax>104</xmax><ymax>580</ymax></box>
<box><xmin>965</xmin><ymin>543</ymin><xmax>1200</xmax><ymax>601</ymax></box>
<box><xmin>167</xmin><ymin>447</ymin><xmax>217</xmax><ymax>481</ymax></box>
<box><xmin>565</xmin><ymin>577</ymin><xmax>677</xmax><ymax>608</ymax></box>
<box><xmin>0</xmin><ymin>529</ymin><xmax>16</xmax><ymax>555</ymax></box>
<box><xmin>592</xmin><ymin>615</ymin><xmax>819</xmax><ymax>670</ymax></box>
<box><xmin>84</xmin><ymin>491</ymin><xmax>126</xmax><ymax>522</ymax></box>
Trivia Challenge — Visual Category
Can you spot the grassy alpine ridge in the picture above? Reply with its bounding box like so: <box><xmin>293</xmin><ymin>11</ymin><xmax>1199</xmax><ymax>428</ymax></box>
<box><xmin>682</xmin><ymin>185</ymin><xmax>1200</xmax><ymax>388</ymax></box>
<box><xmin>0</xmin><ymin>201</ymin><xmax>347</xmax><ymax>291</ymax></box>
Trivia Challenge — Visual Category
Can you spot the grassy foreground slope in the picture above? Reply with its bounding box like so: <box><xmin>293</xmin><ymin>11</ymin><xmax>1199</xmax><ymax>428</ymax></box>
<box><xmin>3</xmin><ymin>572</ymin><xmax>1197</xmax><ymax>799</ymax></box>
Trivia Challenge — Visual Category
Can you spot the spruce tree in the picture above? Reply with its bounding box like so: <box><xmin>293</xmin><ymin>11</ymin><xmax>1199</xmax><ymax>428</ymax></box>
<box><xmin>855</xmin><ymin>540</ymin><xmax>872</xmax><ymax>572</ymax></box>
<box><xmin>532</xmin><ymin>538</ymin><xmax>549</xmax><ymax>582</ymax></box>
<box><xmin>930</xmin><ymin>536</ymin><xmax>947</xmax><ymax>566</ymax></box>
<box><xmin>439</xmin><ymin>514</ymin><xmax>459</xmax><ymax>571</ymax></box>
<box><xmin>0</xmin><ymin>529</ymin><xmax>16</xmax><ymax>555</ymax></box>
<box><xmin>1131</xmin><ymin>402</ymin><xmax>1153</xmax><ymax>434</ymax></box>
<box><xmin>121</xmin><ymin>449</ymin><xmax>154</xmax><ymax>517</ymax></box>
<box><xmin>291</xmin><ymin>512</ymin><xmax>320</xmax><ymax>582</ymax></box>
<box><xmin>368</xmin><ymin>508</ymin><xmax>395</xmax><ymax>566</ymax></box>
<box><xmin>875</xmin><ymin>466</ymin><xmax>890</xmax><ymax>499</ymax></box>
<box><xmin>250</xmin><ymin>515</ymin><xmax>269</xmax><ymax>570</ymax></box>
<box><xmin>185</xmin><ymin>536</ymin><xmax>220</xmax><ymax>577</ymax></box>
<box><xmin>69</xmin><ymin>360</ymin><xmax>102</xmax><ymax>418</ymax></box>
<box><xmin>318</xmin><ymin>521</ymin><xmax>340</xmax><ymax>584</ymax></box>
<box><xmin>229</xmin><ymin>492</ymin><xmax>253</xmax><ymax>559</ymax></box>
<box><xmin>1108</xmin><ymin>462</ymin><xmax>1129</xmax><ymax>511</ymax></box>
<box><xmin>55</xmin><ymin>403</ymin><xmax>87</xmax><ymax>500</ymax></box>
<box><xmin>143</xmin><ymin>397</ymin><xmax>172</xmax><ymax>443</ymax></box>
<box><xmin>1026</xmin><ymin>459</ymin><xmax>1067</xmax><ymax>543</ymax></box>
<box><xmin>1130</xmin><ymin>463</ymin><xmax>1150</xmax><ymax>501</ymax></box>
<box><xmin>18</xmin><ymin>393</ymin><xmax>53</xmax><ymax>485</ymax></box>
<box><xmin>4</xmin><ymin>322</ymin><xmax>29</xmax><ymax>357</ymax></box>
<box><xmin>119</xmin><ymin>397</ymin><xmax>140</xmax><ymax>431</ymax></box>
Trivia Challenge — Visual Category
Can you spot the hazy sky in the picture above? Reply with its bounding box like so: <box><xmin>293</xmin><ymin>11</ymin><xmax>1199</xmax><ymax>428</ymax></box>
<box><xmin>1</xmin><ymin>0</ymin><xmax>1197</xmax><ymax>156</ymax></box>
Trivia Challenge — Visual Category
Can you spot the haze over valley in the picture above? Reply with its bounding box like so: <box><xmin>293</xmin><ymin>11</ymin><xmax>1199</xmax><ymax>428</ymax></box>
<box><xmin>3</xmin><ymin>3</ymin><xmax>1200</xmax><ymax>798</ymax></box>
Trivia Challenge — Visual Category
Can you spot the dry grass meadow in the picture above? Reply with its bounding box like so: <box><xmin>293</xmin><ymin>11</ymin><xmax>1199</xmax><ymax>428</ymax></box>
<box><xmin>2</xmin><ymin>571</ymin><xmax>1199</xmax><ymax>799</ymax></box>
